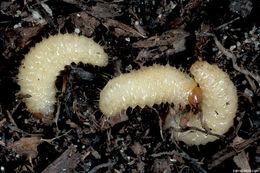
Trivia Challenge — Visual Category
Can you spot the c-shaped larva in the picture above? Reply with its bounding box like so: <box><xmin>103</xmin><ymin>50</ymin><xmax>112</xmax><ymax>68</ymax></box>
<box><xmin>99</xmin><ymin>61</ymin><xmax>238</xmax><ymax>145</ymax></box>
<box><xmin>18</xmin><ymin>33</ymin><xmax>108</xmax><ymax>115</ymax></box>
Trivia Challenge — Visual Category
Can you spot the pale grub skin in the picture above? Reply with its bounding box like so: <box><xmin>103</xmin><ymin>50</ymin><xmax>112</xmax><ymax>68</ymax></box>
<box><xmin>18</xmin><ymin>33</ymin><xmax>108</xmax><ymax>115</ymax></box>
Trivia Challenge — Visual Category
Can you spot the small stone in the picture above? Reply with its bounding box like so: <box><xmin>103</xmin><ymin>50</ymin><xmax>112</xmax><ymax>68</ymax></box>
<box><xmin>242</xmin><ymin>80</ymin><xmax>247</xmax><ymax>85</ymax></box>
<box><xmin>125</xmin><ymin>37</ymin><xmax>130</xmax><ymax>42</ymax></box>
<box><xmin>13</xmin><ymin>23</ymin><xmax>22</xmax><ymax>29</ymax></box>
<box><xmin>212</xmin><ymin>47</ymin><xmax>218</xmax><ymax>52</ymax></box>
<box><xmin>74</xmin><ymin>28</ymin><xmax>80</xmax><ymax>34</ymax></box>
<box><xmin>0</xmin><ymin>166</ymin><xmax>4</xmax><ymax>171</ymax></box>
<box><xmin>244</xmin><ymin>88</ymin><xmax>253</xmax><ymax>97</ymax></box>
<box><xmin>236</xmin><ymin>41</ymin><xmax>241</xmax><ymax>47</ymax></box>
<box><xmin>230</xmin><ymin>45</ymin><xmax>236</xmax><ymax>51</ymax></box>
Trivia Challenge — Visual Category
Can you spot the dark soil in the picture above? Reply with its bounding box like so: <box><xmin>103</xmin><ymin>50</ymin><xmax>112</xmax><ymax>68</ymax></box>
<box><xmin>0</xmin><ymin>0</ymin><xmax>260</xmax><ymax>172</ymax></box>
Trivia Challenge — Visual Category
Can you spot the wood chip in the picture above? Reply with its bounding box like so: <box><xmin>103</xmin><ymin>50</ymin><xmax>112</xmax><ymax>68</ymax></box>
<box><xmin>133</xmin><ymin>29</ymin><xmax>189</xmax><ymax>48</ymax></box>
<box><xmin>208</xmin><ymin>131</ymin><xmax>260</xmax><ymax>169</ymax></box>
<box><xmin>103</xmin><ymin>19</ymin><xmax>146</xmax><ymax>38</ymax></box>
<box><xmin>88</xmin><ymin>2</ymin><xmax>122</xmax><ymax>19</ymax></box>
<box><xmin>42</xmin><ymin>145</ymin><xmax>81</xmax><ymax>173</ymax></box>
<box><xmin>233</xmin><ymin>151</ymin><xmax>251</xmax><ymax>171</ymax></box>
<box><xmin>71</xmin><ymin>12</ymin><xmax>100</xmax><ymax>36</ymax></box>
<box><xmin>130</xmin><ymin>142</ymin><xmax>146</xmax><ymax>156</ymax></box>
<box><xmin>0</xmin><ymin>118</ymin><xmax>6</xmax><ymax>127</ymax></box>
<box><xmin>133</xmin><ymin>29</ymin><xmax>189</xmax><ymax>61</ymax></box>
<box><xmin>2</xmin><ymin>25</ymin><xmax>44</xmax><ymax>59</ymax></box>
<box><xmin>101</xmin><ymin>111</ymin><xmax>129</xmax><ymax>130</ymax></box>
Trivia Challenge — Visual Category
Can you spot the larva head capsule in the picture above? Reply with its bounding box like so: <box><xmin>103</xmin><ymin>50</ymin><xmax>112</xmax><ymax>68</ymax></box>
<box><xmin>188</xmin><ymin>86</ymin><xmax>202</xmax><ymax>106</ymax></box>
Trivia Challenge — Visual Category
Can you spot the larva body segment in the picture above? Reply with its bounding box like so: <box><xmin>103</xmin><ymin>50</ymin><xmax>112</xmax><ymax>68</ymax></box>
<box><xmin>99</xmin><ymin>64</ymin><xmax>197</xmax><ymax>116</ymax></box>
<box><xmin>167</xmin><ymin>61</ymin><xmax>238</xmax><ymax>145</ymax></box>
<box><xmin>18</xmin><ymin>33</ymin><xmax>108</xmax><ymax>115</ymax></box>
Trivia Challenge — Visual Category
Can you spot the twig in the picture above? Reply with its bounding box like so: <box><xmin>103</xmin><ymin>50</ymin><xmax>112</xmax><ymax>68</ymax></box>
<box><xmin>6</xmin><ymin>101</ymin><xmax>39</xmax><ymax>136</ymax></box>
<box><xmin>170</xmin><ymin>125</ymin><xmax>225</xmax><ymax>139</ymax></box>
<box><xmin>234</xmin><ymin>112</ymin><xmax>245</xmax><ymax>137</ymax></box>
<box><xmin>6</xmin><ymin>100</ymin><xmax>22</xmax><ymax>128</ymax></box>
<box><xmin>173</xmin><ymin>141</ymin><xmax>207</xmax><ymax>173</ymax></box>
<box><xmin>89</xmin><ymin>162</ymin><xmax>115</xmax><ymax>173</ymax></box>
<box><xmin>41</xmin><ymin>129</ymin><xmax>72</xmax><ymax>143</ymax></box>
<box><xmin>6</xmin><ymin>110</ymin><xmax>18</xmax><ymax>129</ymax></box>
<box><xmin>0</xmin><ymin>118</ymin><xmax>6</xmax><ymax>127</ymax></box>
<box><xmin>208</xmin><ymin>131</ymin><xmax>260</xmax><ymax>169</ymax></box>
<box><xmin>104</xmin><ymin>19</ymin><xmax>147</xmax><ymax>38</ymax></box>
<box><xmin>151</xmin><ymin>149</ymin><xmax>207</xmax><ymax>173</ymax></box>
<box><xmin>0</xmin><ymin>140</ymin><xmax>5</xmax><ymax>146</ymax></box>
<box><xmin>214</xmin><ymin>17</ymin><xmax>240</xmax><ymax>30</ymax></box>
<box><xmin>213</xmin><ymin>36</ymin><xmax>260</xmax><ymax>85</ymax></box>
<box><xmin>54</xmin><ymin>100</ymin><xmax>61</xmax><ymax>134</ymax></box>
<box><xmin>186</xmin><ymin>126</ymin><xmax>225</xmax><ymax>139</ymax></box>
<box><xmin>151</xmin><ymin>150</ymin><xmax>194</xmax><ymax>160</ymax></box>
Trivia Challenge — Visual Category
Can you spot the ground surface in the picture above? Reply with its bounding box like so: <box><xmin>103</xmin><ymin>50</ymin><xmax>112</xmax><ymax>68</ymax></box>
<box><xmin>0</xmin><ymin>0</ymin><xmax>260</xmax><ymax>172</ymax></box>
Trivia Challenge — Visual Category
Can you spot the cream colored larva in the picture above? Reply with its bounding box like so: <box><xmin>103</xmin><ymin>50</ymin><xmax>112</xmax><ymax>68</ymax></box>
<box><xmin>99</xmin><ymin>61</ymin><xmax>238</xmax><ymax>145</ymax></box>
<box><xmin>166</xmin><ymin>61</ymin><xmax>238</xmax><ymax>145</ymax></box>
<box><xmin>18</xmin><ymin>33</ymin><xmax>108</xmax><ymax>115</ymax></box>
<box><xmin>99</xmin><ymin>64</ymin><xmax>197</xmax><ymax>116</ymax></box>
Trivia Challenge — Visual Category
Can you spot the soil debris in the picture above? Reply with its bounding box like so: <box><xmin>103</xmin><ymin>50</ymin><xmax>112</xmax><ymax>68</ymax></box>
<box><xmin>41</xmin><ymin>145</ymin><xmax>81</xmax><ymax>173</ymax></box>
<box><xmin>11</xmin><ymin>137</ymin><xmax>41</xmax><ymax>162</ymax></box>
<box><xmin>0</xmin><ymin>0</ymin><xmax>259</xmax><ymax>172</ymax></box>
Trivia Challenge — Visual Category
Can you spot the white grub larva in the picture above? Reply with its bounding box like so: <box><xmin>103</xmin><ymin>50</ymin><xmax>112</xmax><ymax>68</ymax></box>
<box><xmin>18</xmin><ymin>33</ymin><xmax>108</xmax><ymax>116</ymax></box>
<box><xmin>99</xmin><ymin>61</ymin><xmax>238</xmax><ymax>145</ymax></box>
<box><xmin>99</xmin><ymin>64</ymin><xmax>197</xmax><ymax>116</ymax></box>
<box><xmin>168</xmin><ymin>61</ymin><xmax>238</xmax><ymax>145</ymax></box>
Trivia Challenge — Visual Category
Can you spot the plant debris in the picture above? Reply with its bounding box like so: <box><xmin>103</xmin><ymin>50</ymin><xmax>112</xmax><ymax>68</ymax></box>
<box><xmin>0</xmin><ymin>0</ymin><xmax>259</xmax><ymax>172</ymax></box>
<box><xmin>41</xmin><ymin>145</ymin><xmax>81</xmax><ymax>173</ymax></box>
<box><xmin>11</xmin><ymin>137</ymin><xmax>41</xmax><ymax>163</ymax></box>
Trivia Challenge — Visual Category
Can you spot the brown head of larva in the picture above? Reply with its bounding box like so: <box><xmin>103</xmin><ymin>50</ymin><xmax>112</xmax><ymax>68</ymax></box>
<box><xmin>188</xmin><ymin>86</ymin><xmax>202</xmax><ymax>106</ymax></box>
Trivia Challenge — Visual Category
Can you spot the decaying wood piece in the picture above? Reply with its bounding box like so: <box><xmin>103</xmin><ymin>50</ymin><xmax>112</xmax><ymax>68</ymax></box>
<box><xmin>103</xmin><ymin>19</ymin><xmax>147</xmax><ymax>38</ymax></box>
<box><xmin>208</xmin><ymin>131</ymin><xmax>260</xmax><ymax>169</ymax></box>
<box><xmin>42</xmin><ymin>145</ymin><xmax>81</xmax><ymax>173</ymax></box>
<box><xmin>133</xmin><ymin>29</ymin><xmax>190</xmax><ymax>61</ymax></box>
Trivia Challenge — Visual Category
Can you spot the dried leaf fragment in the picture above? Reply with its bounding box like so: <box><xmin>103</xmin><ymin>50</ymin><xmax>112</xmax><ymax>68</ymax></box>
<box><xmin>233</xmin><ymin>151</ymin><xmax>251</xmax><ymax>171</ymax></box>
<box><xmin>131</xmin><ymin>142</ymin><xmax>146</xmax><ymax>156</ymax></box>
<box><xmin>11</xmin><ymin>137</ymin><xmax>41</xmax><ymax>160</ymax></box>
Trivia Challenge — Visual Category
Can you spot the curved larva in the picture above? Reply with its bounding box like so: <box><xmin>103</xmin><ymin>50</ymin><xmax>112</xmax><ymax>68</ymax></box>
<box><xmin>99</xmin><ymin>61</ymin><xmax>238</xmax><ymax>145</ymax></box>
<box><xmin>166</xmin><ymin>61</ymin><xmax>238</xmax><ymax>145</ymax></box>
<box><xmin>18</xmin><ymin>33</ymin><xmax>108</xmax><ymax>115</ymax></box>
<box><xmin>99</xmin><ymin>64</ymin><xmax>197</xmax><ymax>116</ymax></box>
